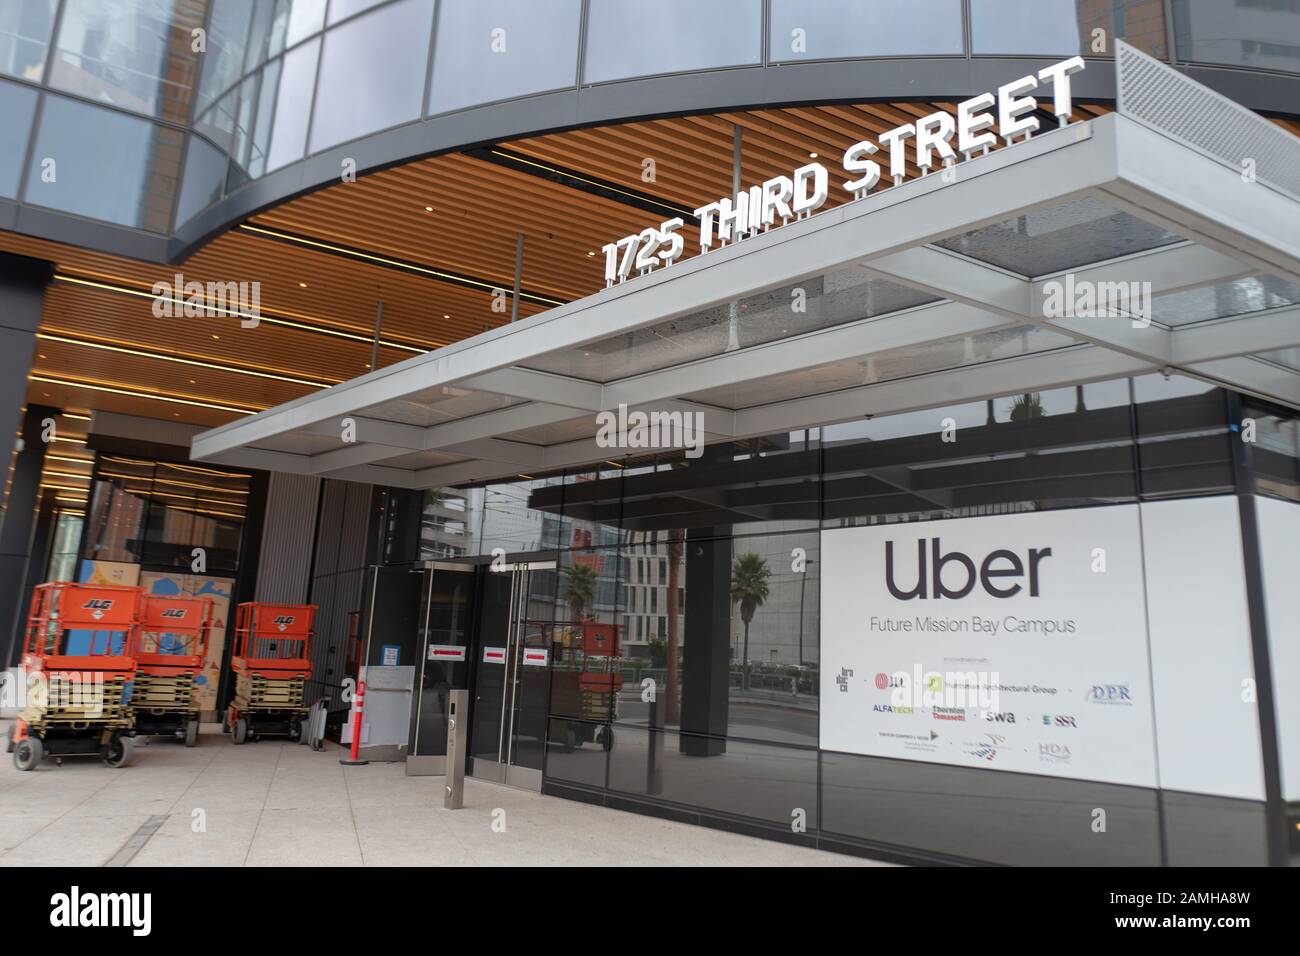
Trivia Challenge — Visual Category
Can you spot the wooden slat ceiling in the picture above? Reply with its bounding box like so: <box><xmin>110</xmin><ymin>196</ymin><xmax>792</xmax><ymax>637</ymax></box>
<box><xmin>1</xmin><ymin>99</ymin><xmax>1295</xmax><ymax>450</ymax></box>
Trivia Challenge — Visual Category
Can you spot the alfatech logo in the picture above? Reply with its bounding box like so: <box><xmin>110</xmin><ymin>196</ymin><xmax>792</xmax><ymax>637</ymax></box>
<box><xmin>884</xmin><ymin>538</ymin><xmax>1052</xmax><ymax>600</ymax></box>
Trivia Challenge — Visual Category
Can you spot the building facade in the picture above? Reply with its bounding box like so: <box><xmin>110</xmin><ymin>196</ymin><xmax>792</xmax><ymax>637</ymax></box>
<box><xmin>1</xmin><ymin>0</ymin><xmax>1299</xmax><ymax>866</ymax></box>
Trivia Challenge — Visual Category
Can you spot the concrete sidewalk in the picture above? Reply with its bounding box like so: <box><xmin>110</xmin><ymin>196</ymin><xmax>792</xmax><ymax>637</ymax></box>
<box><xmin>0</xmin><ymin>721</ymin><xmax>881</xmax><ymax>867</ymax></box>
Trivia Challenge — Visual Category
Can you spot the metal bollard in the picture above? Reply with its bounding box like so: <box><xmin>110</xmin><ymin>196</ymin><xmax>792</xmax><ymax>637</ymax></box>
<box><xmin>443</xmin><ymin>688</ymin><xmax>468</xmax><ymax>809</ymax></box>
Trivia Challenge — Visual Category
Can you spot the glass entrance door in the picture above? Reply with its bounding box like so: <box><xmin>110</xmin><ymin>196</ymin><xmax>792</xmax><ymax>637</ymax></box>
<box><xmin>469</xmin><ymin>560</ymin><xmax>557</xmax><ymax>790</ymax></box>
<box><xmin>407</xmin><ymin>562</ymin><xmax>476</xmax><ymax>775</ymax></box>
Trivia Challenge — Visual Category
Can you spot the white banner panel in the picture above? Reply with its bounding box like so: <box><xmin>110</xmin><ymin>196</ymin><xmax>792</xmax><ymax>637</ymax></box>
<box><xmin>820</xmin><ymin>505</ymin><xmax>1158</xmax><ymax>787</ymax></box>
<box><xmin>1255</xmin><ymin>495</ymin><xmax>1300</xmax><ymax>801</ymax></box>
<box><xmin>1141</xmin><ymin>496</ymin><xmax>1263</xmax><ymax>800</ymax></box>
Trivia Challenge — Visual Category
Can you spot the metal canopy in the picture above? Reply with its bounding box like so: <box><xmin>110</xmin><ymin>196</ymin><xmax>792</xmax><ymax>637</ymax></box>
<box><xmin>193</xmin><ymin>46</ymin><xmax>1300</xmax><ymax>490</ymax></box>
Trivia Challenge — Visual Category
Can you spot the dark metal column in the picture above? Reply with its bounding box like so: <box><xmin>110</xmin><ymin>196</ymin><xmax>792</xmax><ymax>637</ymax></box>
<box><xmin>680</xmin><ymin>528</ymin><xmax>733</xmax><ymax>757</ymax></box>
<box><xmin>0</xmin><ymin>252</ymin><xmax>55</xmax><ymax>669</ymax></box>
<box><xmin>1</xmin><ymin>405</ymin><xmax>60</xmax><ymax>667</ymax></box>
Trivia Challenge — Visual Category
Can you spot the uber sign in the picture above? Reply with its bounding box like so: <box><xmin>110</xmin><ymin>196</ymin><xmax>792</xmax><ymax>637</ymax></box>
<box><xmin>819</xmin><ymin>506</ymin><xmax>1159</xmax><ymax>788</ymax></box>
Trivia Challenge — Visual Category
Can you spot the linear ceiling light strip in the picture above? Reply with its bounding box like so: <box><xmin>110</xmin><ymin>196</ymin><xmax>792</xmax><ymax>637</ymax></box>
<box><xmin>465</xmin><ymin>146</ymin><xmax>700</xmax><ymax>225</ymax></box>
<box><xmin>37</xmin><ymin>331</ymin><xmax>337</xmax><ymax>389</ymax></box>
<box><xmin>237</xmin><ymin>224</ymin><xmax>567</xmax><ymax>308</ymax></box>
<box><xmin>52</xmin><ymin>274</ymin><xmax>429</xmax><ymax>354</ymax></box>
<box><xmin>29</xmin><ymin>374</ymin><xmax>261</xmax><ymax>415</ymax></box>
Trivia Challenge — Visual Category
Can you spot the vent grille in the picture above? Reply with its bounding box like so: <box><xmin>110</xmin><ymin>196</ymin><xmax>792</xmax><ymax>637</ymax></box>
<box><xmin>1116</xmin><ymin>40</ymin><xmax>1300</xmax><ymax>201</ymax></box>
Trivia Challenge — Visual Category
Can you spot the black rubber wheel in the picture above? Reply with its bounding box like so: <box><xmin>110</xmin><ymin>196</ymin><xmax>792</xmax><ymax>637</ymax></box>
<box><xmin>13</xmin><ymin>736</ymin><xmax>42</xmax><ymax>771</ymax></box>
<box><xmin>184</xmin><ymin>719</ymin><xmax>199</xmax><ymax>747</ymax></box>
<box><xmin>4</xmin><ymin>723</ymin><xmax>14</xmax><ymax>754</ymax></box>
<box><xmin>599</xmin><ymin>725</ymin><xmax>614</xmax><ymax>752</ymax></box>
<box><xmin>563</xmin><ymin>726</ymin><xmax>577</xmax><ymax>753</ymax></box>
<box><xmin>232</xmin><ymin>717</ymin><xmax>247</xmax><ymax>744</ymax></box>
<box><xmin>102</xmin><ymin>735</ymin><xmax>132</xmax><ymax>768</ymax></box>
<box><xmin>287</xmin><ymin>721</ymin><xmax>301</xmax><ymax>743</ymax></box>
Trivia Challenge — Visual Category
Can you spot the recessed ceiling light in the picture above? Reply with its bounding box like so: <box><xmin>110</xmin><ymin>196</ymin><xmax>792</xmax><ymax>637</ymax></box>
<box><xmin>587</xmin><ymin>251</ymin><xmax>594</xmax><ymax>256</ymax></box>
<box><xmin>443</xmin><ymin>314</ymin><xmax>450</xmax><ymax>319</ymax></box>
<box><xmin>424</xmin><ymin>206</ymin><xmax>433</xmax><ymax>212</ymax></box>
<box><xmin>299</xmin><ymin>282</ymin><xmax>307</xmax><ymax>288</ymax></box>
<box><xmin>38</xmin><ymin>354</ymin><xmax>46</xmax><ymax>359</ymax></box>
<box><xmin>809</xmin><ymin>152</ymin><xmax>818</xmax><ymax>158</ymax></box>
<box><xmin>212</xmin><ymin>334</ymin><xmax>220</xmax><ymax>340</ymax></box>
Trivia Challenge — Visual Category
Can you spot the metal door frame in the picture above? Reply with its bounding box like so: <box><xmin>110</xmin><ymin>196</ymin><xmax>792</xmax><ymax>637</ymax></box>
<box><xmin>406</xmin><ymin>561</ymin><xmax>476</xmax><ymax>775</ymax></box>
<box><xmin>469</xmin><ymin>559</ymin><xmax>556</xmax><ymax>791</ymax></box>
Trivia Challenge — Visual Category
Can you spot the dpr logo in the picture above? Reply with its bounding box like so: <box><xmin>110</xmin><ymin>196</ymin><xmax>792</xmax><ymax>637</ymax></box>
<box><xmin>1087</xmin><ymin>684</ymin><xmax>1133</xmax><ymax>705</ymax></box>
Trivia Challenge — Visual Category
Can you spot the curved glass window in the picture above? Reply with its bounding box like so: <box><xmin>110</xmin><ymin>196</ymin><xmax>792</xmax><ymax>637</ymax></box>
<box><xmin>972</xmin><ymin>0</ymin><xmax>1169</xmax><ymax>59</ymax></box>
<box><xmin>265</xmin><ymin>36</ymin><xmax>318</xmax><ymax>171</ymax></box>
<box><xmin>284</xmin><ymin>0</ymin><xmax>327</xmax><ymax>48</ymax></box>
<box><xmin>196</xmin><ymin>0</ymin><xmax>253</xmax><ymax>114</ymax></box>
<box><xmin>1173</xmin><ymin>0</ymin><xmax>1300</xmax><ymax>73</ymax></box>
<box><xmin>175</xmin><ymin>134</ymin><xmax>227</xmax><ymax>225</ymax></box>
<box><xmin>428</xmin><ymin>0</ymin><xmax>580</xmax><ymax>115</ymax></box>
<box><xmin>584</xmin><ymin>0</ymin><xmax>761</xmax><ymax>84</ymax></box>
<box><xmin>49</xmin><ymin>0</ymin><xmax>206</xmax><ymax>123</ymax></box>
<box><xmin>26</xmin><ymin>95</ymin><xmax>182</xmax><ymax>230</ymax></box>
<box><xmin>0</xmin><ymin>0</ymin><xmax>57</xmax><ymax>81</ymax></box>
<box><xmin>769</xmin><ymin>0</ymin><xmax>963</xmax><ymax>62</ymax></box>
<box><xmin>0</xmin><ymin>79</ymin><xmax>38</xmax><ymax>197</ymax></box>
<box><xmin>329</xmin><ymin>0</ymin><xmax>387</xmax><ymax>25</ymax></box>
<box><xmin>308</xmin><ymin>0</ymin><xmax>433</xmax><ymax>153</ymax></box>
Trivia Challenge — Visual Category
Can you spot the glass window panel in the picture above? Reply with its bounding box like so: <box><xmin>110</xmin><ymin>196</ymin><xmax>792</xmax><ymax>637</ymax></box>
<box><xmin>0</xmin><ymin>80</ymin><xmax>37</xmax><ymax>198</ymax></box>
<box><xmin>1256</xmin><ymin>347</ymin><xmax>1300</xmax><ymax>374</ymax></box>
<box><xmin>683</xmin><ymin>323</ymin><xmax>1078</xmax><ymax>410</ymax></box>
<box><xmin>286</xmin><ymin>0</ymin><xmax>327</xmax><ymax>47</ymax></box>
<box><xmin>242</xmin><ymin>0</ymin><xmax>275</xmax><ymax>71</ymax></box>
<box><xmin>1243</xmin><ymin>401</ymin><xmax>1300</xmax><ymax>502</ymax></box>
<box><xmin>1153</xmin><ymin>275</ymin><xmax>1300</xmax><ymax>327</ymax></box>
<box><xmin>329</xmin><ymin>0</ymin><xmax>387</xmax><ymax>25</ymax></box>
<box><xmin>266</xmin><ymin>0</ymin><xmax>292</xmax><ymax>60</ymax></box>
<box><xmin>769</xmin><ymin>0</ymin><xmax>963</xmax><ymax>62</ymax></box>
<box><xmin>193</xmin><ymin>88</ymin><xmax>238</xmax><ymax>154</ymax></box>
<box><xmin>308</xmin><ymin>0</ymin><xmax>433</xmax><ymax>153</ymax></box>
<box><xmin>265</xmin><ymin>36</ymin><xmax>318</xmax><ymax>171</ymax></box>
<box><xmin>246</xmin><ymin>57</ymin><xmax>281</xmax><ymax>178</ymax></box>
<box><xmin>933</xmin><ymin>196</ymin><xmax>1185</xmax><ymax>278</ymax></box>
<box><xmin>427</xmin><ymin>0</ymin><xmax>580</xmax><ymax>115</ymax></box>
<box><xmin>584</xmin><ymin>0</ymin><xmax>761</xmax><ymax>84</ymax></box>
<box><xmin>820</xmin><ymin>381</ymin><xmax>1142</xmax><ymax>524</ymax></box>
<box><xmin>27</xmin><ymin>96</ymin><xmax>182</xmax><ymax>230</ymax></box>
<box><xmin>972</xmin><ymin>0</ymin><xmax>1169</xmax><ymax>58</ymax></box>
<box><xmin>226</xmin><ymin>72</ymin><xmax>260</xmax><ymax>177</ymax></box>
<box><xmin>49</xmin><ymin>0</ymin><xmax>206</xmax><ymax>122</ymax></box>
<box><xmin>606</xmin><ymin>727</ymin><xmax>819</xmax><ymax>827</ymax></box>
<box><xmin>175</xmin><ymin>134</ymin><xmax>227</xmax><ymax>224</ymax></box>
<box><xmin>0</xmin><ymin>0</ymin><xmax>57</xmax><ymax>81</ymax></box>
<box><xmin>197</xmin><ymin>0</ymin><xmax>254</xmax><ymax>113</ymax></box>
<box><xmin>1131</xmin><ymin>373</ymin><xmax>1232</xmax><ymax>498</ymax></box>
<box><xmin>522</xmin><ymin>272</ymin><xmax>939</xmax><ymax>383</ymax></box>
<box><xmin>1174</xmin><ymin>0</ymin><xmax>1300</xmax><ymax>73</ymax></box>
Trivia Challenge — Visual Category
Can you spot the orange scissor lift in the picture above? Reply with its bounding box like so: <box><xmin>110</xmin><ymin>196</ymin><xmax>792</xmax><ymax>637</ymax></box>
<box><xmin>9</xmin><ymin>582</ymin><xmax>140</xmax><ymax>770</ymax></box>
<box><xmin>225</xmin><ymin>602</ymin><xmax>315</xmax><ymax>744</ymax></box>
<box><xmin>129</xmin><ymin>594</ymin><xmax>215</xmax><ymax>747</ymax></box>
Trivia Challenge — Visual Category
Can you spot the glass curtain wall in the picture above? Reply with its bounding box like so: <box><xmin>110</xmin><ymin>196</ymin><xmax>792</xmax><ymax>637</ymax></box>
<box><xmin>376</xmin><ymin>374</ymin><xmax>1251</xmax><ymax>850</ymax></box>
